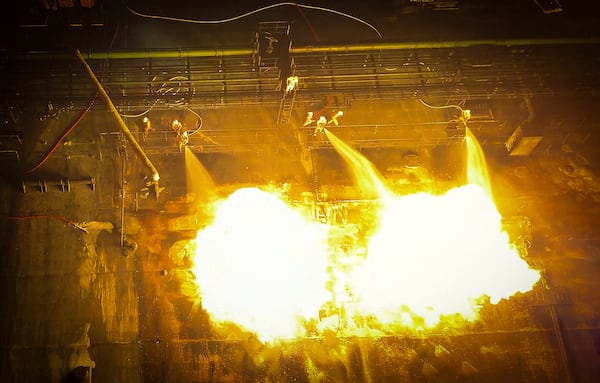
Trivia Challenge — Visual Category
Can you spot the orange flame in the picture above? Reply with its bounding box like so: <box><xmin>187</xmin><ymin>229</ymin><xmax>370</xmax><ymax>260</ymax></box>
<box><xmin>192</xmin><ymin>188</ymin><xmax>331</xmax><ymax>342</ymax></box>
<box><xmin>465</xmin><ymin>127</ymin><xmax>492</xmax><ymax>197</ymax></box>
<box><xmin>192</xmin><ymin>130</ymin><xmax>540</xmax><ymax>341</ymax></box>
<box><xmin>346</xmin><ymin>184</ymin><xmax>540</xmax><ymax>329</ymax></box>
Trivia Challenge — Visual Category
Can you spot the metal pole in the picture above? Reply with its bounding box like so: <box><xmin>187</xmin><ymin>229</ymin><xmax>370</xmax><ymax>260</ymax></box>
<box><xmin>84</xmin><ymin>47</ymin><xmax>254</xmax><ymax>60</ymax></box>
<box><xmin>74</xmin><ymin>49</ymin><xmax>161</xmax><ymax>188</ymax></box>
<box><xmin>17</xmin><ymin>37</ymin><xmax>600</xmax><ymax>61</ymax></box>
<box><xmin>120</xmin><ymin>140</ymin><xmax>126</xmax><ymax>248</ymax></box>
<box><xmin>290</xmin><ymin>36</ymin><xmax>600</xmax><ymax>54</ymax></box>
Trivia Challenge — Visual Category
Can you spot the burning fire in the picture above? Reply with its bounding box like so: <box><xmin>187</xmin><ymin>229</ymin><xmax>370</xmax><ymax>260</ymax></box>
<box><xmin>192</xmin><ymin>187</ymin><xmax>331</xmax><ymax>342</ymax></box>
<box><xmin>347</xmin><ymin>184</ymin><xmax>540</xmax><ymax>329</ymax></box>
<box><xmin>191</xmin><ymin>130</ymin><xmax>540</xmax><ymax>342</ymax></box>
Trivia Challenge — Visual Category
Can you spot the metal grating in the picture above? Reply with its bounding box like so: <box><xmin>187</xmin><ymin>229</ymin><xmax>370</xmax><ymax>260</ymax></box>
<box><xmin>2</xmin><ymin>41</ymin><xmax>599</xmax><ymax>121</ymax></box>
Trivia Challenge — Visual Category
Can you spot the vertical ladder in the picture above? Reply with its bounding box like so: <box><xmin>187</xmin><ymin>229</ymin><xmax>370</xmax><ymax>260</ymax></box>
<box><xmin>276</xmin><ymin>88</ymin><xmax>296</xmax><ymax>126</ymax></box>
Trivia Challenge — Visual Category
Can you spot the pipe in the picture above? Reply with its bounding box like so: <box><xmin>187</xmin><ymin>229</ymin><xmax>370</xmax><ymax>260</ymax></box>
<box><xmin>22</xmin><ymin>47</ymin><xmax>254</xmax><ymax>60</ymax></box>
<box><xmin>16</xmin><ymin>37</ymin><xmax>600</xmax><ymax>61</ymax></box>
<box><xmin>84</xmin><ymin>47</ymin><xmax>254</xmax><ymax>60</ymax></box>
<box><xmin>74</xmin><ymin>49</ymin><xmax>161</xmax><ymax>188</ymax></box>
<box><xmin>120</xmin><ymin>143</ymin><xmax>126</xmax><ymax>248</ymax></box>
<box><xmin>290</xmin><ymin>36</ymin><xmax>600</xmax><ymax>54</ymax></box>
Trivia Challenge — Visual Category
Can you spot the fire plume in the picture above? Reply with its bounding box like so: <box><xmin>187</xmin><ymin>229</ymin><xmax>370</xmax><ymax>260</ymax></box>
<box><xmin>347</xmin><ymin>184</ymin><xmax>540</xmax><ymax>329</ymax></box>
<box><xmin>191</xmin><ymin>129</ymin><xmax>540</xmax><ymax>342</ymax></box>
<box><xmin>192</xmin><ymin>188</ymin><xmax>331</xmax><ymax>342</ymax></box>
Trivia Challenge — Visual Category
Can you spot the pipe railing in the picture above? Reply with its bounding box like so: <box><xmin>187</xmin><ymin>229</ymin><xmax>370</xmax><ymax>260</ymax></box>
<box><xmin>11</xmin><ymin>37</ymin><xmax>600</xmax><ymax>61</ymax></box>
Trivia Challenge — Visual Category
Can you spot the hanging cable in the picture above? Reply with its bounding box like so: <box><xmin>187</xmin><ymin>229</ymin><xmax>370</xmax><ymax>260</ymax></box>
<box><xmin>24</xmin><ymin>23</ymin><xmax>121</xmax><ymax>174</ymax></box>
<box><xmin>419</xmin><ymin>98</ymin><xmax>472</xmax><ymax>130</ymax></box>
<box><xmin>119</xmin><ymin>99</ymin><xmax>160</xmax><ymax>118</ymax></box>
<box><xmin>127</xmin><ymin>2</ymin><xmax>383</xmax><ymax>39</ymax></box>
<box><xmin>118</xmin><ymin>74</ymin><xmax>206</xmax><ymax>141</ymax></box>
<box><xmin>419</xmin><ymin>98</ymin><xmax>465</xmax><ymax>112</ymax></box>
<box><xmin>294</xmin><ymin>2</ymin><xmax>320</xmax><ymax>42</ymax></box>
<box><xmin>24</xmin><ymin>100</ymin><xmax>96</xmax><ymax>174</ymax></box>
<box><xmin>185</xmin><ymin>107</ymin><xmax>203</xmax><ymax>136</ymax></box>
<box><xmin>119</xmin><ymin>75</ymin><xmax>194</xmax><ymax>118</ymax></box>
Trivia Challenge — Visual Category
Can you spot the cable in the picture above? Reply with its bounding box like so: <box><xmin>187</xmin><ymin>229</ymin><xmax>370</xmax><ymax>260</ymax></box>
<box><xmin>120</xmin><ymin>75</ymin><xmax>195</xmax><ymax>118</ymax></box>
<box><xmin>25</xmin><ymin>22</ymin><xmax>122</xmax><ymax>174</ymax></box>
<box><xmin>419</xmin><ymin>98</ymin><xmax>465</xmax><ymax>112</ymax></box>
<box><xmin>127</xmin><ymin>2</ymin><xmax>382</xmax><ymax>39</ymax></box>
<box><xmin>419</xmin><ymin>98</ymin><xmax>472</xmax><ymax>127</ymax></box>
<box><xmin>119</xmin><ymin>99</ymin><xmax>160</xmax><ymax>118</ymax></box>
<box><xmin>184</xmin><ymin>107</ymin><xmax>203</xmax><ymax>136</ymax></box>
<box><xmin>294</xmin><ymin>2</ymin><xmax>320</xmax><ymax>42</ymax></box>
<box><xmin>24</xmin><ymin>100</ymin><xmax>96</xmax><ymax>174</ymax></box>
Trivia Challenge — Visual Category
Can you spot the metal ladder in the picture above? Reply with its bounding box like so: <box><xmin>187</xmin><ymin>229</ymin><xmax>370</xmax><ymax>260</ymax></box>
<box><xmin>276</xmin><ymin>87</ymin><xmax>296</xmax><ymax>126</ymax></box>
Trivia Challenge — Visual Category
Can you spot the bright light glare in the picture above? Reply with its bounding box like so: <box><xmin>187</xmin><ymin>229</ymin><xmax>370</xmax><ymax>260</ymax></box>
<box><xmin>193</xmin><ymin>188</ymin><xmax>331</xmax><ymax>342</ymax></box>
<box><xmin>347</xmin><ymin>184</ymin><xmax>541</xmax><ymax>328</ymax></box>
<box><xmin>191</xmin><ymin>129</ymin><xmax>541</xmax><ymax>341</ymax></box>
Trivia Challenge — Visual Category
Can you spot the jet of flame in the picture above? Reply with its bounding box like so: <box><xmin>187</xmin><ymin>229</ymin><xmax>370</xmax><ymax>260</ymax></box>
<box><xmin>328</xmin><ymin>128</ymin><xmax>539</xmax><ymax>329</ymax></box>
<box><xmin>465</xmin><ymin>127</ymin><xmax>492</xmax><ymax>197</ymax></box>
<box><xmin>325</xmin><ymin>129</ymin><xmax>387</xmax><ymax>199</ymax></box>
<box><xmin>192</xmin><ymin>129</ymin><xmax>541</xmax><ymax>341</ymax></box>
